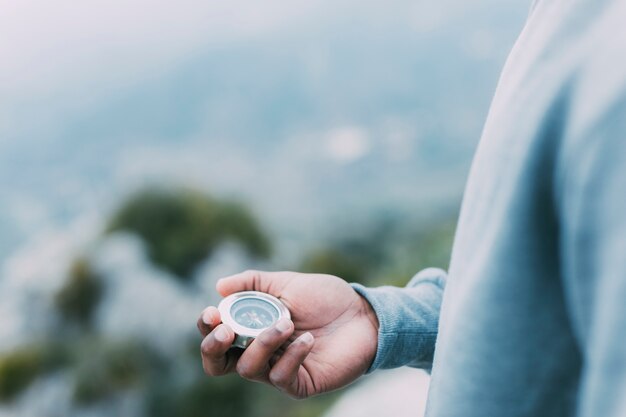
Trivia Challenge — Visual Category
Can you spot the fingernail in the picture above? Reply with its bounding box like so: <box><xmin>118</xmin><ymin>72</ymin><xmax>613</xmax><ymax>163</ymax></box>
<box><xmin>215</xmin><ymin>326</ymin><xmax>229</xmax><ymax>342</ymax></box>
<box><xmin>202</xmin><ymin>310</ymin><xmax>213</xmax><ymax>325</ymax></box>
<box><xmin>275</xmin><ymin>318</ymin><xmax>291</xmax><ymax>333</ymax></box>
<box><xmin>300</xmin><ymin>332</ymin><xmax>314</xmax><ymax>344</ymax></box>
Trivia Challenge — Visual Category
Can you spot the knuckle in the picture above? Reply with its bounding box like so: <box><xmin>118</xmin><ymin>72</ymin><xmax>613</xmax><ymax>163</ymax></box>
<box><xmin>244</xmin><ymin>269</ymin><xmax>263</xmax><ymax>290</ymax></box>
<box><xmin>202</xmin><ymin>359</ymin><xmax>220</xmax><ymax>376</ymax></box>
<box><xmin>243</xmin><ymin>269</ymin><xmax>259</xmax><ymax>277</ymax></box>
<box><xmin>202</xmin><ymin>363</ymin><xmax>215</xmax><ymax>376</ymax></box>
<box><xmin>200</xmin><ymin>338</ymin><xmax>218</xmax><ymax>357</ymax></box>
<box><xmin>254</xmin><ymin>334</ymin><xmax>275</xmax><ymax>351</ymax></box>
<box><xmin>236</xmin><ymin>361</ymin><xmax>255</xmax><ymax>379</ymax></box>
<box><xmin>269</xmin><ymin>369</ymin><xmax>287</xmax><ymax>387</ymax></box>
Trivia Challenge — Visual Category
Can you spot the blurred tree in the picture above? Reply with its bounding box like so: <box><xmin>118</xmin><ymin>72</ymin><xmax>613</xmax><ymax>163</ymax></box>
<box><xmin>107</xmin><ymin>188</ymin><xmax>271</xmax><ymax>280</ymax></box>
<box><xmin>0</xmin><ymin>344</ymin><xmax>69</xmax><ymax>402</ymax></box>
<box><xmin>54</xmin><ymin>257</ymin><xmax>105</xmax><ymax>329</ymax></box>
<box><xmin>381</xmin><ymin>220</ymin><xmax>456</xmax><ymax>287</ymax></box>
<box><xmin>72</xmin><ymin>339</ymin><xmax>164</xmax><ymax>405</ymax></box>
<box><xmin>148</xmin><ymin>374</ymin><xmax>254</xmax><ymax>417</ymax></box>
<box><xmin>216</xmin><ymin>201</ymin><xmax>271</xmax><ymax>259</ymax></box>
<box><xmin>300</xmin><ymin>248</ymin><xmax>369</xmax><ymax>284</ymax></box>
<box><xmin>299</xmin><ymin>215</ymin><xmax>457</xmax><ymax>287</ymax></box>
<box><xmin>250</xmin><ymin>383</ymin><xmax>340</xmax><ymax>417</ymax></box>
<box><xmin>297</xmin><ymin>216</ymin><xmax>395</xmax><ymax>285</ymax></box>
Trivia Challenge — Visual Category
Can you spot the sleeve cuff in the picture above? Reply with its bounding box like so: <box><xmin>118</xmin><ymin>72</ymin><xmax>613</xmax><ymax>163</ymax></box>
<box><xmin>351</xmin><ymin>268</ymin><xmax>446</xmax><ymax>373</ymax></box>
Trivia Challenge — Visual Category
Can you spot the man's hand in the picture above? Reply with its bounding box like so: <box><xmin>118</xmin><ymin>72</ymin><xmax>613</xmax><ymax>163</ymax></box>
<box><xmin>197</xmin><ymin>270</ymin><xmax>379</xmax><ymax>399</ymax></box>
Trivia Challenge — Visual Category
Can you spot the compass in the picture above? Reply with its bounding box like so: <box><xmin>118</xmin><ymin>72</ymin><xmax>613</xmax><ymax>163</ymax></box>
<box><xmin>218</xmin><ymin>291</ymin><xmax>291</xmax><ymax>349</ymax></box>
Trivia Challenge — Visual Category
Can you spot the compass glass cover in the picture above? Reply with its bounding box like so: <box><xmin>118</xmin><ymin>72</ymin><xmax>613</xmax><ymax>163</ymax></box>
<box><xmin>231</xmin><ymin>298</ymin><xmax>280</xmax><ymax>330</ymax></box>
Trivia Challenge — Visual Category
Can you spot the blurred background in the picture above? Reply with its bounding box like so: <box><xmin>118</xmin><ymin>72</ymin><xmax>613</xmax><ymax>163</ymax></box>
<box><xmin>0</xmin><ymin>1</ymin><xmax>528</xmax><ymax>416</ymax></box>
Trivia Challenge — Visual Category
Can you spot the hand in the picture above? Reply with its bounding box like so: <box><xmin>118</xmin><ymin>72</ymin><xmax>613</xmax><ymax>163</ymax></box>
<box><xmin>197</xmin><ymin>270</ymin><xmax>379</xmax><ymax>399</ymax></box>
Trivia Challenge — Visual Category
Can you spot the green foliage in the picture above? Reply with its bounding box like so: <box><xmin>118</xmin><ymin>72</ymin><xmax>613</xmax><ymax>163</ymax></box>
<box><xmin>147</xmin><ymin>372</ymin><xmax>338</xmax><ymax>417</ymax></box>
<box><xmin>107</xmin><ymin>188</ymin><xmax>271</xmax><ymax>280</ymax></box>
<box><xmin>72</xmin><ymin>339</ymin><xmax>163</xmax><ymax>405</ymax></box>
<box><xmin>298</xmin><ymin>216</ymin><xmax>457</xmax><ymax>287</ymax></box>
<box><xmin>55</xmin><ymin>257</ymin><xmax>105</xmax><ymax>328</ymax></box>
<box><xmin>299</xmin><ymin>248</ymin><xmax>369</xmax><ymax>284</ymax></box>
<box><xmin>411</xmin><ymin>220</ymin><xmax>456</xmax><ymax>270</ymax></box>
<box><xmin>216</xmin><ymin>201</ymin><xmax>271</xmax><ymax>259</ymax></box>
<box><xmin>380</xmin><ymin>220</ymin><xmax>456</xmax><ymax>287</ymax></box>
<box><xmin>148</xmin><ymin>374</ymin><xmax>254</xmax><ymax>417</ymax></box>
<box><xmin>0</xmin><ymin>350</ymin><xmax>41</xmax><ymax>402</ymax></box>
<box><xmin>0</xmin><ymin>345</ymin><xmax>69</xmax><ymax>402</ymax></box>
<box><xmin>297</xmin><ymin>217</ymin><xmax>394</xmax><ymax>285</ymax></box>
<box><xmin>250</xmin><ymin>384</ymin><xmax>339</xmax><ymax>417</ymax></box>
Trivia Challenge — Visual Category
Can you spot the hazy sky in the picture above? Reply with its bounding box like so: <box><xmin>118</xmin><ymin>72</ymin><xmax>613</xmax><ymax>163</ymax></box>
<box><xmin>0</xmin><ymin>0</ymin><xmax>322</xmax><ymax>144</ymax></box>
<box><xmin>0</xmin><ymin>0</ymin><xmax>528</xmax><ymax>142</ymax></box>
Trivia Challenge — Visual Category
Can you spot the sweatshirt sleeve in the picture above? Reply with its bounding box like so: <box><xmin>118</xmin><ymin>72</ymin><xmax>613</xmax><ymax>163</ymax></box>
<box><xmin>351</xmin><ymin>267</ymin><xmax>446</xmax><ymax>373</ymax></box>
<box><xmin>557</xmin><ymin>92</ymin><xmax>626</xmax><ymax>417</ymax></box>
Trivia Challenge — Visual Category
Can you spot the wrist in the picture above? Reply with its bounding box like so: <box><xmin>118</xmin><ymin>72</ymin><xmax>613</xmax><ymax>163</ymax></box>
<box><xmin>356</xmin><ymin>291</ymin><xmax>379</xmax><ymax>370</ymax></box>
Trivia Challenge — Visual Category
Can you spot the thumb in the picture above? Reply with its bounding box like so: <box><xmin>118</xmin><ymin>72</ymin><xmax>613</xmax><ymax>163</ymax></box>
<box><xmin>216</xmin><ymin>270</ymin><xmax>292</xmax><ymax>297</ymax></box>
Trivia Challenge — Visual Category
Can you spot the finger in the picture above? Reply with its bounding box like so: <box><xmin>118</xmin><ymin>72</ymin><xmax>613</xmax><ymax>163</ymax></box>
<box><xmin>216</xmin><ymin>270</ymin><xmax>293</xmax><ymax>297</ymax></box>
<box><xmin>197</xmin><ymin>306</ymin><xmax>220</xmax><ymax>338</ymax></box>
<box><xmin>201</xmin><ymin>324</ymin><xmax>237</xmax><ymax>376</ymax></box>
<box><xmin>269</xmin><ymin>332</ymin><xmax>315</xmax><ymax>398</ymax></box>
<box><xmin>235</xmin><ymin>318</ymin><xmax>294</xmax><ymax>382</ymax></box>
<box><xmin>216</xmin><ymin>270</ymin><xmax>289</xmax><ymax>296</ymax></box>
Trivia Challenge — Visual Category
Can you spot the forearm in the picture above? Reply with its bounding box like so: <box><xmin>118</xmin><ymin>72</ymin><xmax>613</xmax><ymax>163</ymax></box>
<box><xmin>351</xmin><ymin>267</ymin><xmax>446</xmax><ymax>372</ymax></box>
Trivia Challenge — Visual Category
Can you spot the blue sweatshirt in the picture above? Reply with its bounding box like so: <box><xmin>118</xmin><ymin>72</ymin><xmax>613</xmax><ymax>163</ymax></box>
<box><xmin>353</xmin><ymin>1</ymin><xmax>626</xmax><ymax>416</ymax></box>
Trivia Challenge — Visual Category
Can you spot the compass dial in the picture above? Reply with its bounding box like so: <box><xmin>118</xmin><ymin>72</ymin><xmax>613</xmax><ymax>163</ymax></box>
<box><xmin>218</xmin><ymin>291</ymin><xmax>291</xmax><ymax>349</ymax></box>
<box><xmin>231</xmin><ymin>298</ymin><xmax>279</xmax><ymax>330</ymax></box>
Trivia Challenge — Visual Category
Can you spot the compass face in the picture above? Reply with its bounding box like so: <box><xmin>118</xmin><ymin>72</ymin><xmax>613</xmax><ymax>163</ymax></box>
<box><xmin>218</xmin><ymin>291</ymin><xmax>291</xmax><ymax>348</ymax></box>
<box><xmin>231</xmin><ymin>298</ymin><xmax>280</xmax><ymax>330</ymax></box>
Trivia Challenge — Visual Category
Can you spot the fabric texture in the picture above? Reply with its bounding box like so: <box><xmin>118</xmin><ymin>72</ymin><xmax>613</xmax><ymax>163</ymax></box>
<box><xmin>353</xmin><ymin>1</ymin><xmax>626</xmax><ymax>416</ymax></box>
<box><xmin>352</xmin><ymin>268</ymin><xmax>446</xmax><ymax>371</ymax></box>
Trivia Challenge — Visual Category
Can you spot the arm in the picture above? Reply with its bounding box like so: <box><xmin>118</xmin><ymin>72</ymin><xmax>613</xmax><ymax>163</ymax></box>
<box><xmin>558</xmin><ymin>94</ymin><xmax>626</xmax><ymax>417</ymax></box>
<box><xmin>352</xmin><ymin>268</ymin><xmax>446</xmax><ymax>372</ymax></box>
<box><xmin>197</xmin><ymin>268</ymin><xmax>445</xmax><ymax>398</ymax></box>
